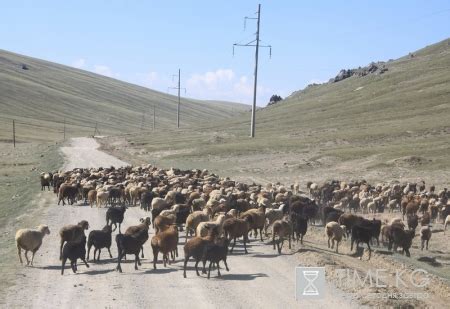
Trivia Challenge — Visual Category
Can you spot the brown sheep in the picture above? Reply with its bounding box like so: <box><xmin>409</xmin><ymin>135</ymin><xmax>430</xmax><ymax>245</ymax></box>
<box><xmin>88</xmin><ymin>189</ymin><xmax>97</xmax><ymax>208</ymax></box>
<box><xmin>154</xmin><ymin>214</ymin><xmax>176</xmax><ymax>234</ymax></box>
<box><xmin>124</xmin><ymin>217</ymin><xmax>151</xmax><ymax>258</ymax></box>
<box><xmin>151</xmin><ymin>225</ymin><xmax>179</xmax><ymax>269</ymax></box>
<box><xmin>222</xmin><ymin>216</ymin><xmax>252</xmax><ymax>254</ymax></box>
<box><xmin>240</xmin><ymin>206</ymin><xmax>266</xmax><ymax>241</ymax></box>
<box><xmin>420</xmin><ymin>226</ymin><xmax>431</xmax><ymax>250</ymax></box>
<box><xmin>272</xmin><ymin>217</ymin><xmax>292</xmax><ymax>254</ymax></box>
<box><xmin>59</xmin><ymin>220</ymin><xmax>89</xmax><ymax>260</ymax></box>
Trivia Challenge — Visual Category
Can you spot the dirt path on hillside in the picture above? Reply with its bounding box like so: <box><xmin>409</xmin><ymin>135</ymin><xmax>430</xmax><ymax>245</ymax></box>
<box><xmin>5</xmin><ymin>138</ymin><xmax>356</xmax><ymax>309</ymax></box>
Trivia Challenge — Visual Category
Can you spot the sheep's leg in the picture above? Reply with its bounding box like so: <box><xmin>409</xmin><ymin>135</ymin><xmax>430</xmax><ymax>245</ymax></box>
<box><xmin>336</xmin><ymin>241</ymin><xmax>339</xmax><ymax>253</ymax></box>
<box><xmin>17</xmin><ymin>246</ymin><xmax>23</xmax><ymax>264</ymax></box>
<box><xmin>421</xmin><ymin>240</ymin><xmax>424</xmax><ymax>251</ymax></box>
<box><xmin>118</xmin><ymin>223</ymin><xmax>122</xmax><ymax>234</ymax></box>
<box><xmin>426</xmin><ymin>240</ymin><xmax>429</xmax><ymax>250</ymax></box>
<box><xmin>71</xmin><ymin>261</ymin><xmax>76</xmax><ymax>273</ymax></box>
<box><xmin>152</xmin><ymin>246</ymin><xmax>158</xmax><ymax>269</ymax></box>
<box><xmin>141</xmin><ymin>246</ymin><xmax>145</xmax><ymax>258</ymax></box>
<box><xmin>61</xmin><ymin>258</ymin><xmax>67</xmax><ymax>275</ymax></box>
<box><xmin>328</xmin><ymin>237</ymin><xmax>331</xmax><ymax>248</ymax></box>
<box><xmin>272</xmin><ymin>234</ymin><xmax>276</xmax><ymax>250</ymax></box>
<box><xmin>183</xmin><ymin>257</ymin><xmax>189</xmax><ymax>278</ymax></box>
<box><xmin>97</xmin><ymin>249</ymin><xmax>101</xmax><ymax>261</ymax></box>
<box><xmin>135</xmin><ymin>254</ymin><xmax>140</xmax><ymax>270</ymax></box>
<box><xmin>288</xmin><ymin>234</ymin><xmax>291</xmax><ymax>249</ymax></box>
<box><xmin>81</xmin><ymin>257</ymin><xmax>89</xmax><ymax>269</ymax></box>
<box><xmin>224</xmin><ymin>259</ymin><xmax>229</xmax><ymax>271</ymax></box>
<box><xmin>331</xmin><ymin>239</ymin><xmax>335</xmax><ymax>249</ymax></box>
<box><xmin>231</xmin><ymin>237</ymin><xmax>237</xmax><ymax>253</ymax></box>
<box><xmin>301</xmin><ymin>233</ymin><xmax>304</xmax><ymax>245</ymax></box>
<box><xmin>243</xmin><ymin>236</ymin><xmax>248</xmax><ymax>254</ymax></box>
<box><xmin>31</xmin><ymin>250</ymin><xmax>37</xmax><ymax>266</ymax></box>
<box><xmin>116</xmin><ymin>253</ymin><xmax>123</xmax><ymax>273</ymax></box>
<box><xmin>217</xmin><ymin>261</ymin><xmax>222</xmax><ymax>277</ymax></box>
<box><xmin>208</xmin><ymin>261</ymin><xmax>212</xmax><ymax>279</ymax></box>
<box><xmin>163</xmin><ymin>253</ymin><xmax>167</xmax><ymax>267</ymax></box>
<box><xmin>367</xmin><ymin>242</ymin><xmax>372</xmax><ymax>260</ymax></box>
<box><xmin>25</xmin><ymin>250</ymin><xmax>30</xmax><ymax>265</ymax></box>
<box><xmin>108</xmin><ymin>247</ymin><xmax>113</xmax><ymax>258</ymax></box>
<box><xmin>195</xmin><ymin>260</ymin><xmax>201</xmax><ymax>276</ymax></box>
<box><xmin>87</xmin><ymin>245</ymin><xmax>91</xmax><ymax>261</ymax></box>
<box><xmin>259</xmin><ymin>228</ymin><xmax>263</xmax><ymax>241</ymax></box>
<box><xmin>59</xmin><ymin>240</ymin><xmax>64</xmax><ymax>260</ymax></box>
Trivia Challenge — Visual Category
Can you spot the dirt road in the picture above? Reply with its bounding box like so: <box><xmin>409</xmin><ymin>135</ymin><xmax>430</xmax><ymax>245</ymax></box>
<box><xmin>5</xmin><ymin>138</ymin><xmax>355</xmax><ymax>308</ymax></box>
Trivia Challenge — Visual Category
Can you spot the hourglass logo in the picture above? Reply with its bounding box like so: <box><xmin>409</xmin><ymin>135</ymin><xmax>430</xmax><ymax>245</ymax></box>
<box><xmin>296</xmin><ymin>267</ymin><xmax>325</xmax><ymax>300</ymax></box>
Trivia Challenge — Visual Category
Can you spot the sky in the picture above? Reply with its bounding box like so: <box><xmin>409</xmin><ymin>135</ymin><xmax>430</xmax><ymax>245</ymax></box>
<box><xmin>1</xmin><ymin>1</ymin><xmax>449</xmax><ymax>106</ymax></box>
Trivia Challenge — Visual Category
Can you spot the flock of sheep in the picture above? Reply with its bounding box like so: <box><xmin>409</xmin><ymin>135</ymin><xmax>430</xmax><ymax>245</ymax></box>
<box><xmin>15</xmin><ymin>166</ymin><xmax>450</xmax><ymax>277</ymax></box>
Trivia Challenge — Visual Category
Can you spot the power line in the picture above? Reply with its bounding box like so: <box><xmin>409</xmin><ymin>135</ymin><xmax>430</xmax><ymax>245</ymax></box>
<box><xmin>233</xmin><ymin>4</ymin><xmax>272</xmax><ymax>138</ymax></box>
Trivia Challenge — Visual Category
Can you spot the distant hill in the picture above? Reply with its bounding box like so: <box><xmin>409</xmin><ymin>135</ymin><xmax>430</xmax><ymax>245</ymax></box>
<box><xmin>0</xmin><ymin>50</ymin><xmax>248</xmax><ymax>142</ymax></box>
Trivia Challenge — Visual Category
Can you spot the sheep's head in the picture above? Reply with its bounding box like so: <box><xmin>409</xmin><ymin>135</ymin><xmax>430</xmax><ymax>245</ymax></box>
<box><xmin>37</xmin><ymin>224</ymin><xmax>50</xmax><ymax>235</ymax></box>
<box><xmin>102</xmin><ymin>225</ymin><xmax>113</xmax><ymax>233</ymax></box>
<box><xmin>78</xmin><ymin>220</ymin><xmax>89</xmax><ymax>230</ymax></box>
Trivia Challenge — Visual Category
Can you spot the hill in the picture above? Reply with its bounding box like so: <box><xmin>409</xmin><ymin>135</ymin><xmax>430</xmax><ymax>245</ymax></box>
<box><xmin>100</xmin><ymin>38</ymin><xmax>450</xmax><ymax>186</ymax></box>
<box><xmin>0</xmin><ymin>49</ymin><xmax>248</xmax><ymax>142</ymax></box>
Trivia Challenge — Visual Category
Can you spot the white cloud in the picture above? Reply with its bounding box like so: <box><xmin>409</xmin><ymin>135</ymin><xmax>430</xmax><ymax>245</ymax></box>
<box><xmin>71</xmin><ymin>58</ymin><xmax>86</xmax><ymax>69</ymax></box>
<box><xmin>138</xmin><ymin>71</ymin><xmax>158</xmax><ymax>87</ymax></box>
<box><xmin>93</xmin><ymin>65</ymin><xmax>120</xmax><ymax>78</ymax></box>
<box><xmin>187</xmin><ymin>69</ymin><xmax>234</xmax><ymax>89</ymax></box>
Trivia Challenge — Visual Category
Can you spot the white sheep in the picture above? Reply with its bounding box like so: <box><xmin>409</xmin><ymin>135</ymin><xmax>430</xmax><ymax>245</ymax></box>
<box><xmin>325</xmin><ymin>222</ymin><xmax>344</xmax><ymax>253</ymax></box>
<box><xmin>444</xmin><ymin>215</ymin><xmax>450</xmax><ymax>234</ymax></box>
<box><xmin>184</xmin><ymin>207</ymin><xmax>211</xmax><ymax>243</ymax></box>
<box><xmin>15</xmin><ymin>224</ymin><xmax>50</xmax><ymax>266</ymax></box>
<box><xmin>196</xmin><ymin>214</ymin><xmax>227</xmax><ymax>237</ymax></box>
<box><xmin>264</xmin><ymin>204</ymin><xmax>286</xmax><ymax>236</ymax></box>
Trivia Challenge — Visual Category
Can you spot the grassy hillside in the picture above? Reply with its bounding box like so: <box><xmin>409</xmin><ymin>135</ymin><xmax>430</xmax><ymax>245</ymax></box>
<box><xmin>100</xmin><ymin>38</ymin><xmax>450</xmax><ymax>186</ymax></box>
<box><xmin>0</xmin><ymin>50</ymin><xmax>248</xmax><ymax>142</ymax></box>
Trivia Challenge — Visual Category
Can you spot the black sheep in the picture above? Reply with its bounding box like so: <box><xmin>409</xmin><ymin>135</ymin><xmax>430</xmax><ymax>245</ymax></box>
<box><xmin>202</xmin><ymin>237</ymin><xmax>230</xmax><ymax>279</ymax></box>
<box><xmin>115</xmin><ymin>234</ymin><xmax>141</xmax><ymax>273</ymax></box>
<box><xmin>351</xmin><ymin>224</ymin><xmax>373</xmax><ymax>260</ymax></box>
<box><xmin>87</xmin><ymin>225</ymin><xmax>113</xmax><ymax>261</ymax></box>
<box><xmin>388</xmin><ymin>226</ymin><xmax>415</xmax><ymax>257</ymax></box>
<box><xmin>106</xmin><ymin>205</ymin><xmax>127</xmax><ymax>233</ymax></box>
<box><xmin>61</xmin><ymin>236</ymin><xmax>89</xmax><ymax>275</ymax></box>
<box><xmin>290</xmin><ymin>212</ymin><xmax>308</xmax><ymax>244</ymax></box>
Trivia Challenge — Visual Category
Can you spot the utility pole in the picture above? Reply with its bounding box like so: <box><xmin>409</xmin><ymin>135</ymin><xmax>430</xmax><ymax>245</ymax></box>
<box><xmin>12</xmin><ymin>120</ymin><xmax>15</xmax><ymax>148</ymax></box>
<box><xmin>233</xmin><ymin>4</ymin><xmax>271</xmax><ymax>138</ymax></box>
<box><xmin>168</xmin><ymin>69</ymin><xmax>186</xmax><ymax>129</ymax></box>
<box><xmin>140</xmin><ymin>112</ymin><xmax>145</xmax><ymax>131</ymax></box>
<box><xmin>93</xmin><ymin>122</ymin><xmax>98</xmax><ymax>137</ymax></box>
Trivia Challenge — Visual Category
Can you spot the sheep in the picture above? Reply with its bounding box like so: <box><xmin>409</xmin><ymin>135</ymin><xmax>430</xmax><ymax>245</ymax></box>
<box><xmin>185</xmin><ymin>207</ymin><xmax>211</xmax><ymax>243</ymax></box>
<box><xmin>272</xmin><ymin>217</ymin><xmax>292</xmax><ymax>254</ymax></box>
<box><xmin>59</xmin><ymin>220</ymin><xmax>89</xmax><ymax>260</ymax></box>
<box><xmin>96</xmin><ymin>190</ymin><xmax>109</xmax><ymax>208</ymax></box>
<box><xmin>88</xmin><ymin>189</ymin><xmax>97</xmax><ymax>207</ymax></box>
<box><xmin>388</xmin><ymin>226</ymin><xmax>415</xmax><ymax>257</ymax></box>
<box><xmin>151</xmin><ymin>225</ymin><xmax>179</xmax><ymax>269</ymax></box>
<box><xmin>40</xmin><ymin>173</ymin><xmax>52</xmax><ymax>191</ymax></box>
<box><xmin>351</xmin><ymin>224</ymin><xmax>373</xmax><ymax>260</ymax></box>
<box><xmin>240</xmin><ymin>206</ymin><xmax>266</xmax><ymax>241</ymax></box>
<box><xmin>124</xmin><ymin>217</ymin><xmax>151</xmax><ymax>258</ymax></box>
<box><xmin>154</xmin><ymin>214</ymin><xmax>176</xmax><ymax>234</ymax></box>
<box><xmin>15</xmin><ymin>224</ymin><xmax>50</xmax><ymax>266</ymax></box>
<box><xmin>61</xmin><ymin>236</ymin><xmax>89</xmax><ymax>275</ymax></box>
<box><xmin>115</xmin><ymin>234</ymin><xmax>142</xmax><ymax>272</ymax></box>
<box><xmin>264</xmin><ymin>203</ymin><xmax>286</xmax><ymax>236</ymax></box>
<box><xmin>325</xmin><ymin>222</ymin><xmax>344</xmax><ymax>253</ymax></box>
<box><xmin>58</xmin><ymin>184</ymin><xmax>79</xmax><ymax>206</ymax></box>
<box><xmin>222</xmin><ymin>216</ymin><xmax>252</xmax><ymax>254</ymax></box>
<box><xmin>338</xmin><ymin>213</ymin><xmax>363</xmax><ymax>237</ymax></box>
<box><xmin>106</xmin><ymin>205</ymin><xmax>127</xmax><ymax>233</ymax></box>
<box><xmin>290</xmin><ymin>212</ymin><xmax>308</xmax><ymax>244</ymax></box>
<box><xmin>420</xmin><ymin>226</ymin><xmax>431</xmax><ymax>251</ymax></box>
<box><xmin>407</xmin><ymin>214</ymin><xmax>419</xmax><ymax>231</ymax></box>
<box><xmin>151</xmin><ymin>197</ymin><xmax>169</xmax><ymax>211</ymax></box>
<box><xmin>201</xmin><ymin>237</ymin><xmax>230</xmax><ymax>279</ymax></box>
<box><xmin>183</xmin><ymin>226</ymin><xmax>219</xmax><ymax>278</ymax></box>
<box><xmin>445</xmin><ymin>215</ymin><xmax>450</xmax><ymax>234</ymax></box>
<box><xmin>387</xmin><ymin>199</ymin><xmax>397</xmax><ymax>213</ymax></box>
<box><xmin>87</xmin><ymin>225</ymin><xmax>113</xmax><ymax>261</ymax></box>
<box><xmin>196</xmin><ymin>214</ymin><xmax>227</xmax><ymax>238</ymax></box>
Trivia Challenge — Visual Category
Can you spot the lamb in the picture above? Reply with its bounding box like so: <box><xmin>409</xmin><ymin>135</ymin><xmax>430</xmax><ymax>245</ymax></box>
<box><xmin>222</xmin><ymin>216</ymin><xmax>252</xmax><ymax>254</ymax></box>
<box><xmin>151</xmin><ymin>225</ymin><xmax>179</xmax><ymax>269</ymax></box>
<box><xmin>106</xmin><ymin>205</ymin><xmax>127</xmax><ymax>233</ymax></box>
<box><xmin>201</xmin><ymin>237</ymin><xmax>230</xmax><ymax>279</ymax></box>
<box><xmin>115</xmin><ymin>234</ymin><xmax>142</xmax><ymax>272</ymax></box>
<box><xmin>59</xmin><ymin>220</ymin><xmax>89</xmax><ymax>260</ymax></box>
<box><xmin>264</xmin><ymin>203</ymin><xmax>286</xmax><ymax>236</ymax></box>
<box><xmin>185</xmin><ymin>207</ymin><xmax>211</xmax><ymax>243</ymax></box>
<box><xmin>290</xmin><ymin>212</ymin><xmax>308</xmax><ymax>244</ymax></box>
<box><xmin>124</xmin><ymin>217</ymin><xmax>151</xmax><ymax>258</ymax></box>
<box><xmin>388</xmin><ymin>226</ymin><xmax>415</xmax><ymax>257</ymax></box>
<box><xmin>183</xmin><ymin>226</ymin><xmax>219</xmax><ymax>278</ymax></box>
<box><xmin>15</xmin><ymin>224</ymin><xmax>50</xmax><ymax>266</ymax></box>
<box><xmin>61</xmin><ymin>236</ymin><xmax>89</xmax><ymax>275</ymax></box>
<box><xmin>351</xmin><ymin>224</ymin><xmax>372</xmax><ymax>260</ymax></box>
<box><xmin>420</xmin><ymin>226</ymin><xmax>431</xmax><ymax>250</ymax></box>
<box><xmin>196</xmin><ymin>214</ymin><xmax>227</xmax><ymax>238</ymax></box>
<box><xmin>87</xmin><ymin>225</ymin><xmax>113</xmax><ymax>261</ymax></box>
<box><xmin>325</xmin><ymin>222</ymin><xmax>344</xmax><ymax>253</ymax></box>
<box><xmin>272</xmin><ymin>217</ymin><xmax>292</xmax><ymax>254</ymax></box>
